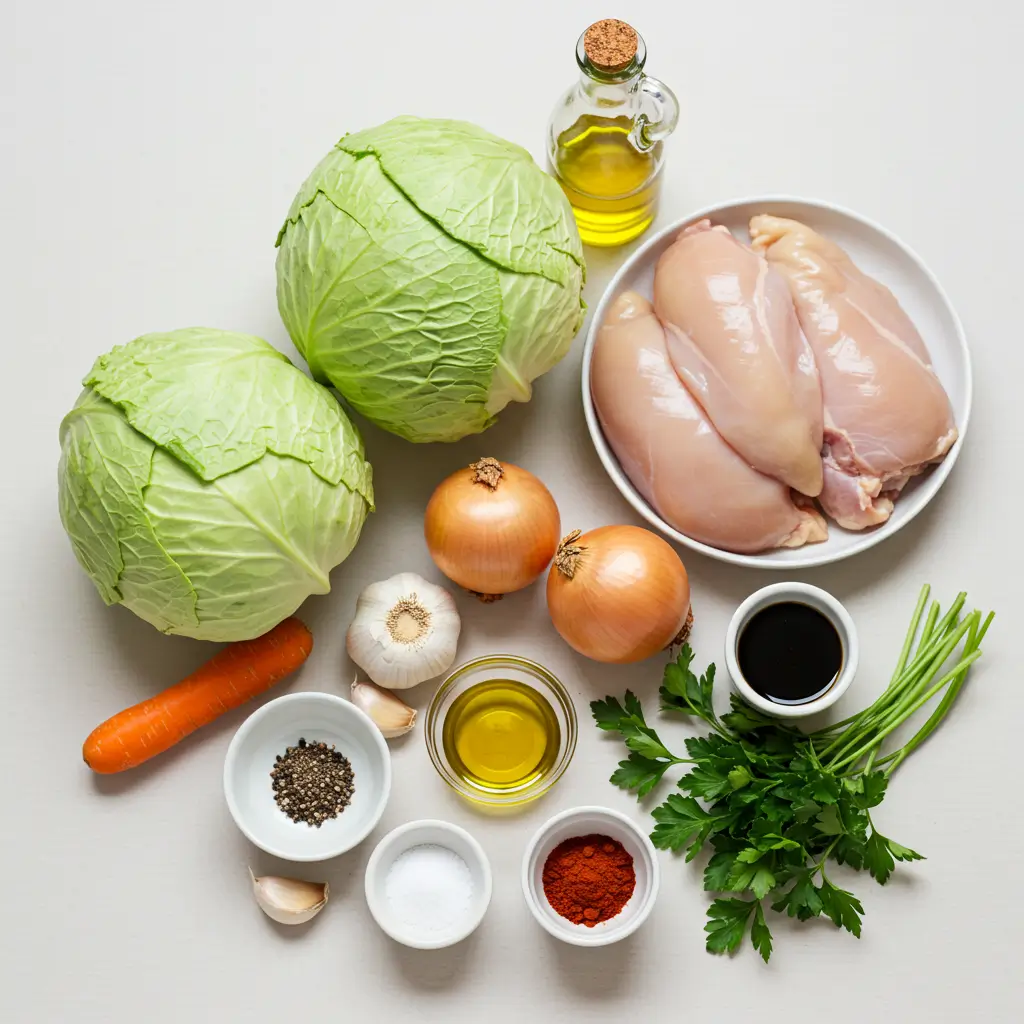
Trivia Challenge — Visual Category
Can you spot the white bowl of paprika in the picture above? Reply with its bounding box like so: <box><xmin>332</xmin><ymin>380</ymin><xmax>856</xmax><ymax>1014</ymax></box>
<box><xmin>521</xmin><ymin>805</ymin><xmax>660</xmax><ymax>947</ymax></box>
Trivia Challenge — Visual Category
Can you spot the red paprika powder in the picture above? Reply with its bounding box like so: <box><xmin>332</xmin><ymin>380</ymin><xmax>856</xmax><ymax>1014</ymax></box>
<box><xmin>542</xmin><ymin>833</ymin><xmax>636</xmax><ymax>926</ymax></box>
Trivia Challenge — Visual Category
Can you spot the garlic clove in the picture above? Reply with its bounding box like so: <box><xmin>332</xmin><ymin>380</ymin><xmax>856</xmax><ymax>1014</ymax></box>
<box><xmin>346</xmin><ymin>572</ymin><xmax>461</xmax><ymax>689</ymax></box>
<box><xmin>351</xmin><ymin>679</ymin><xmax>417</xmax><ymax>738</ymax></box>
<box><xmin>250</xmin><ymin>868</ymin><xmax>328</xmax><ymax>925</ymax></box>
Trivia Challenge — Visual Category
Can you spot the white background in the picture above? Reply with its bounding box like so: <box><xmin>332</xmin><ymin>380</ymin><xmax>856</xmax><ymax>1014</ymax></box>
<box><xmin>3</xmin><ymin>1</ymin><xmax>1021</xmax><ymax>1020</ymax></box>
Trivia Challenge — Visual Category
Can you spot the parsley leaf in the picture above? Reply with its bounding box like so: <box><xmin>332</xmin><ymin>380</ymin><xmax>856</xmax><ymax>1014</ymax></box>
<box><xmin>661</xmin><ymin>647</ymin><xmax>718</xmax><ymax>725</ymax></box>
<box><xmin>833</xmin><ymin>835</ymin><xmax>866</xmax><ymax>871</ymax></box>
<box><xmin>864</xmin><ymin>829</ymin><xmax>924</xmax><ymax>884</ymax></box>
<box><xmin>704</xmin><ymin>898</ymin><xmax>755</xmax><ymax>955</ymax></box>
<box><xmin>704</xmin><ymin>851</ymin><xmax>738</xmax><ymax>892</ymax></box>
<box><xmin>650</xmin><ymin>794</ymin><xmax>732</xmax><ymax>859</ymax></box>
<box><xmin>819</xmin><ymin>879</ymin><xmax>864</xmax><ymax>937</ymax></box>
<box><xmin>590</xmin><ymin>694</ymin><xmax>676</xmax><ymax>761</ymax></box>
<box><xmin>678</xmin><ymin>764</ymin><xmax>733</xmax><ymax>801</ymax></box>
<box><xmin>772</xmin><ymin>872</ymin><xmax>824</xmax><ymax>921</ymax></box>
<box><xmin>750</xmin><ymin>902</ymin><xmax>773</xmax><ymax>963</ymax></box>
<box><xmin>887</xmin><ymin>839</ymin><xmax>924</xmax><ymax>863</ymax></box>
<box><xmin>623</xmin><ymin>727</ymin><xmax>677</xmax><ymax>762</ymax></box>
<box><xmin>623</xmin><ymin>691</ymin><xmax>645</xmax><ymax>719</ymax></box>
<box><xmin>814</xmin><ymin>804</ymin><xmax>845</xmax><ymax>836</ymax></box>
<box><xmin>792</xmin><ymin>796</ymin><xmax>821</xmax><ymax>822</ymax></box>
<box><xmin>807</xmin><ymin>772</ymin><xmax>842</xmax><ymax>805</ymax></box>
<box><xmin>590</xmin><ymin>695</ymin><xmax>630</xmax><ymax>732</ymax></box>
<box><xmin>863</xmin><ymin>830</ymin><xmax>895</xmax><ymax>884</ymax></box>
<box><xmin>843</xmin><ymin>771</ymin><xmax>889</xmax><ymax>809</ymax></box>
<box><xmin>722</xmin><ymin>694</ymin><xmax>776</xmax><ymax>734</ymax></box>
<box><xmin>750</xmin><ymin>866</ymin><xmax>777</xmax><ymax>899</ymax></box>
<box><xmin>684</xmin><ymin>734</ymin><xmax>743</xmax><ymax>769</ymax></box>
<box><xmin>609</xmin><ymin>753</ymin><xmax>670</xmax><ymax>797</ymax></box>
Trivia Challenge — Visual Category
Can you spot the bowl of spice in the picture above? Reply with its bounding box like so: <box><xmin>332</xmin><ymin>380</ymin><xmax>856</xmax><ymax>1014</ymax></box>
<box><xmin>224</xmin><ymin>692</ymin><xmax>391</xmax><ymax>862</ymax></box>
<box><xmin>425</xmin><ymin>655</ymin><xmax>578</xmax><ymax>807</ymax></box>
<box><xmin>364</xmin><ymin>819</ymin><xmax>492</xmax><ymax>949</ymax></box>
<box><xmin>522</xmin><ymin>805</ymin><xmax>659</xmax><ymax>946</ymax></box>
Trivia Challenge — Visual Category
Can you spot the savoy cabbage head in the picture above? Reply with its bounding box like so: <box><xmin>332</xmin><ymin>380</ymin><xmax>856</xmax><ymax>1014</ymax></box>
<box><xmin>275</xmin><ymin>116</ymin><xmax>586</xmax><ymax>443</ymax></box>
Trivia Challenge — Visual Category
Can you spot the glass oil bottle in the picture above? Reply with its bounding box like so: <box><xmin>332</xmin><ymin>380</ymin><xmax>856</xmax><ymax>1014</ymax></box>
<box><xmin>548</xmin><ymin>19</ymin><xmax>679</xmax><ymax>247</ymax></box>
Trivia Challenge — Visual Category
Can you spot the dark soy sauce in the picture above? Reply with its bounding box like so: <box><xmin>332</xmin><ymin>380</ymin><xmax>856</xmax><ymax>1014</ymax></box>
<box><xmin>738</xmin><ymin>602</ymin><xmax>843</xmax><ymax>705</ymax></box>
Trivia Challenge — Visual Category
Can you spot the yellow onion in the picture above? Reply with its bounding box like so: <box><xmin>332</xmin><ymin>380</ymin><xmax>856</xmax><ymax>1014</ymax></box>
<box><xmin>425</xmin><ymin>457</ymin><xmax>560</xmax><ymax>597</ymax></box>
<box><xmin>546</xmin><ymin>526</ymin><xmax>691</xmax><ymax>663</ymax></box>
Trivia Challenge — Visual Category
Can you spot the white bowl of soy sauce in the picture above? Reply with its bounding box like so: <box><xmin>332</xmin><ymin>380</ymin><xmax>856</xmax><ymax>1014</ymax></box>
<box><xmin>725</xmin><ymin>583</ymin><xmax>859</xmax><ymax>719</ymax></box>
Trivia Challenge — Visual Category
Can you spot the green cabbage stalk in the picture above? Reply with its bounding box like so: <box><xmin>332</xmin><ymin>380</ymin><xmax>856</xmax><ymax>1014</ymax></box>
<box><xmin>275</xmin><ymin>116</ymin><xmax>586</xmax><ymax>443</ymax></box>
<box><xmin>58</xmin><ymin>330</ymin><xmax>373</xmax><ymax>641</ymax></box>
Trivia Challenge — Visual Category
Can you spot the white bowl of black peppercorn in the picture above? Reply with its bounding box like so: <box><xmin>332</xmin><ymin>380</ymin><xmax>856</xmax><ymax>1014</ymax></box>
<box><xmin>224</xmin><ymin>692</ymin><xmax>391</xmax><ymax>862</ymax></box>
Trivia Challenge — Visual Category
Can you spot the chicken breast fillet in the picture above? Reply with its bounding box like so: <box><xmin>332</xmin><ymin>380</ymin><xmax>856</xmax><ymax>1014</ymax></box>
<box><xmin>591</xmin><ymin>291</ymin><xmax>827</xmax><ymax>554</ymax></box>
<box><xmin>750</xmin><ymin>215</ymin><xmax>957</xmax><ymax>530</ymax></box>
<box><xmin>653</xmin><ymin>220</ymin><xmax>824</xmax><ymax>496</ymax></box>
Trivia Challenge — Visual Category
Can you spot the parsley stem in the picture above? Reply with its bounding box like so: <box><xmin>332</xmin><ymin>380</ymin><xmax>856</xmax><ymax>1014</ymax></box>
<box><xmin>828</xmin><ymin>650</ymin><xmax>983</xmax><ymax>772</ymax></box>
<box><xmin>819</xmin><ymin>611</ymin><xmax>977</xmax><ymax>765</ymax></box>
<box><xmin>812</xmin><ymin>838</ymin><xmax>840</xmax><ymax>877</ymax></box>
<box><xmin>884</xmin><ymin>611</ymin><xmax>994</xmax><ymax>776</ymax></box>
<box><xmin>869</xmin><ymin>613</ymin><xmax>979</xmax><ymax>737</ymax></box>
<box><xmin>891</xmin><ymin>584</ymin><xmax>931</xmax><ymax>682</ymax></box>
<box><xmin>917</xmin><ymin>599</ymin><xmax>942</xmax><ymax>653</ymax></box>
<box><xmin>810</xmin><ymin>588</ymin><xmax>931</xmax><ymax>744</ymax></box>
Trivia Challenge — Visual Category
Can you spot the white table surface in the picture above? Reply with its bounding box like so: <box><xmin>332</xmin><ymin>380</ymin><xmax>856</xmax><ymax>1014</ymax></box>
<box><xmin>4</xmin><ymin>1</ymin><xmax>1021</xmax><ymax>1020</ymax></box>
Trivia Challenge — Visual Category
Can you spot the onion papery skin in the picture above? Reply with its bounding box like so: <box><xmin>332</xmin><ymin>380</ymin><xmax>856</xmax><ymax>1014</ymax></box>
<box><xmin>425</xmin><ymin>459</ymin><xmax>560</xmax><ymax>595</ymax></box>
<box><xmin>546</xmin><ymin>525</ymin><xmax>691</xmax><ymax>663</ymax></box>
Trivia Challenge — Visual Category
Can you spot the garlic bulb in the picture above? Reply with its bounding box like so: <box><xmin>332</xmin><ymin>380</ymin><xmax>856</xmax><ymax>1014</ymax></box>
<box><xmin>351</xmin><ymin>679</ymin><xmax>417</xmax><ymax>738</ymax></box>
<box><xmin>346</xmin><ymin>572</ymin><xmax>461</xmax><ymax>689</ymax></box>
<box><xmin>250</xmin><ymin>869</ymin><xmax>328</xmax><ymax>925</ymax></box>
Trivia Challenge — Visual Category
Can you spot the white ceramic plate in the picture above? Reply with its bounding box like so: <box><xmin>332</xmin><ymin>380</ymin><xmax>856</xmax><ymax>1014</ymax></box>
<box><xmin>581</xmin><ymin>196</ymin><xmax>972</xmax><ymax>569</ymax></box>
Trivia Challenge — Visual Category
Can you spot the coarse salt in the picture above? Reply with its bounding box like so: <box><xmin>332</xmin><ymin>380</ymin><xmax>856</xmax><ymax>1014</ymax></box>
<box><xmin>384</xmin><ymin>844</ymin><xmax>474</xmax><ymax>933</ymax></box>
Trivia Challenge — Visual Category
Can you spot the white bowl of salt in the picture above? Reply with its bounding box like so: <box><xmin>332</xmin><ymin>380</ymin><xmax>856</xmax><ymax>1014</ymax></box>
<box><xmin>364</xmin><ymin>819</ymin><xmax>492</xmax><ymax>949</ymax></box>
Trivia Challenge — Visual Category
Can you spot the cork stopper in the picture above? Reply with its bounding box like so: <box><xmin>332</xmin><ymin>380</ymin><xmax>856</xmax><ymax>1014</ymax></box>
<box><xmin>583</xmin><ymin>19</ymin><xmax>639</xmax><ymax>72</ymax></box>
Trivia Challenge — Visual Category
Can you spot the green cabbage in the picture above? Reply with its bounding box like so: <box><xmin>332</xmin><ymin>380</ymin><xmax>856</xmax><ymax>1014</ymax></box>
<box><xmin>58</xmin><ymin>329</ymin><xmax>373</xmax><ymax>641</ymax></box>
<box><xmin>275</xmin><ymin>116</ymin><xmax>586</xmax><ymax>443</ymax></box>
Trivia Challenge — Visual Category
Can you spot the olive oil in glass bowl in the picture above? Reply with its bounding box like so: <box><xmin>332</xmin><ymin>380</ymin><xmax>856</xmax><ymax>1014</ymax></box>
<box><xmin>426</xmin><ymin>656</ymin><xmax>577</xmax><ymax>808</ymax></box>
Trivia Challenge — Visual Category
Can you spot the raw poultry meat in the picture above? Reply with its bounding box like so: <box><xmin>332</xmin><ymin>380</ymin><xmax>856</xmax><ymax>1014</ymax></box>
<box><xmin>750</xmin><ymin>215</ymin><xmax>957</xmax><ymax>530</ymax></box>
<box><xmin>653</xmin><ymin>220</ymin><xmax>824</xmax><ymax>497</ymax></box>
<box><xmin>591</xmin><ymin>291</ymin><xmax>827</xmax><ymax>554</ymax></box>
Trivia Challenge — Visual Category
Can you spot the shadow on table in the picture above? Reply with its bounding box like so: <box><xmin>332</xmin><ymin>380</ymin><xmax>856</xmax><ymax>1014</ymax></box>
<box><xmin>543</xmin><ymin>930</ymin><xmax>643</xmax><ymax>999</ymax></box>
<box><xmin>388</xmin><ymin>931</ymin><xmax>481</xmax><ymax>989</ymax></box>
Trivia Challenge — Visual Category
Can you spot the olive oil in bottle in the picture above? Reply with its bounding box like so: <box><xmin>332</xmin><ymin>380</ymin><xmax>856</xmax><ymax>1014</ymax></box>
<box><xmin>553</xmin><ymin>115</ymin><xmax>663</xmax><ymax>248</ymax></box>
<box><xmin>441</xmin><ymin>679</ymin><xmax>560</xmax><ymax>794</ymax></box>
<box><xmin>547</xmin><ymin>19</ymin><xmax>678</xmax><ymax>247</ymax></box>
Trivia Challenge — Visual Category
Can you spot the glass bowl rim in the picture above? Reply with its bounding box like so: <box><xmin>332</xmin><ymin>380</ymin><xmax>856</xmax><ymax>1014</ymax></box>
<box><xmin>424</xmin><ymin>654</ymin><xmax>578</xmax><ymax>807</ymax></box>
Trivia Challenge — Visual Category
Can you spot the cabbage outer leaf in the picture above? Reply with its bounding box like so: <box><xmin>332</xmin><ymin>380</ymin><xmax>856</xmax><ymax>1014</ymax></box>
<box><xmin>277</xmin><ymin>150</ymin><xmax>504</xmax><ymax>442</ymax></box>
<box><xmin>276</xmin><ymin>117</ymin><xmax>585</xmax><ymax>443</ymax></box>
<box><xmin>86</xmin><ymin>329</ymin><xmax>372</xmax><ymax>501</ymax></box>
<box><xmin>340</xmin><ymin>116</ymin><xmax>583</xmax><ymax>284</ymax></box>
<box><xmin>59</xmin><ymin>331</ymin><xmax>373</xmax><ymax>640</ymax></box>
<box><xmin>58</xmin><ymin>390</ymin><xmax>200</xmax><ymax>632</ymax></box>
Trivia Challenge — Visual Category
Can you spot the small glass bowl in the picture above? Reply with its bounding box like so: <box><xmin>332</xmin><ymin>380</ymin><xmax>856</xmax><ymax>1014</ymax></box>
<box><xmin>425</xmin><ymin>655</ymin><xmax>578</xmax><ymax>808</ymax></box>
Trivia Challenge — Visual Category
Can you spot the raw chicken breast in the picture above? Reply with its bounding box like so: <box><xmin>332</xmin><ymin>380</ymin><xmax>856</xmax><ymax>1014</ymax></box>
<box><xmin>750</xmin><ymin>215</ymin><xmax>957</xmax><ymax>530</ymax></box>
<box><xmin>591</xmin><ymin>291</ymin><xmax>827</xmax><ymax>554</ymax></box>
<box><xmin>653</xmin><ymin>220</ymin><xmax>824</xmax><ymax>496</ymax></box>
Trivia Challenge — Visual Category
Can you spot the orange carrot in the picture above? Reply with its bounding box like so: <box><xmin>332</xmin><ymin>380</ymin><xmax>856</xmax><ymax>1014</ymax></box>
<box><xmin>83</xmin><ymin>617</ymin><xmax>313</xmax><ymax>774</ymax></box>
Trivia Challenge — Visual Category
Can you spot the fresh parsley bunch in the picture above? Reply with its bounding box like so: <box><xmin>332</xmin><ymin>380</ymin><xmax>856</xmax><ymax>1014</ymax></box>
<box><xmin>591</xmin><ymin>585</ymin><xmax>992</xmax><ymax>961</ymax></box>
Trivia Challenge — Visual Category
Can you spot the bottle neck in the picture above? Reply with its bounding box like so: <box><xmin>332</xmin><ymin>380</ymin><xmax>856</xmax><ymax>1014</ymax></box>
<box><xmin>577</xmin><ymin>69</ymin><xmax>643</xmax><ymax>110</ymax></box>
